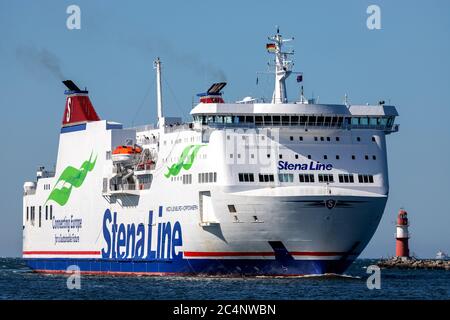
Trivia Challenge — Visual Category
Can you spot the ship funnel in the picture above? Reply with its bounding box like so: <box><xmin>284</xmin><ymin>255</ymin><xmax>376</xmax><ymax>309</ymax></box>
<box><xmin>197</xmin><ymin>82</ymin><xmax>226</xmax><ymax>103</ymax></box>
<box><xmin>61</xmin><ymin>80</ymin><xmax>100</xmax><ymax>127</ymax></box>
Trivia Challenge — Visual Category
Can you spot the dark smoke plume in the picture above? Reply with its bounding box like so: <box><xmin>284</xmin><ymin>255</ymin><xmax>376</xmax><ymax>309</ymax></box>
<box><xmin>16</xmin><ymin>46</ymin><xmax>65</xmax><ymax>80</ymax></box>
<box><xmin>128</xmin><ymin>36</ymin><xmax>227</xmax><ymax>83</ymax></box>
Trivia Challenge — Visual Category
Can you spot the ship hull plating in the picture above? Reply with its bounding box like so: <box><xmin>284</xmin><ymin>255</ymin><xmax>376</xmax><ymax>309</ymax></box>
<box><xmin>24</xmin><ymin>194</ymin><xmax>387</xmax><ymax>276</ymax></box>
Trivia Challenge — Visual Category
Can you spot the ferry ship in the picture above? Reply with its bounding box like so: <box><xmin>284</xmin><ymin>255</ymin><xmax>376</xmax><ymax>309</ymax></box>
<box><xmin>22</xmin><ymin>30</ymin><xmax>399</xmax><ymax>276</ymax></box>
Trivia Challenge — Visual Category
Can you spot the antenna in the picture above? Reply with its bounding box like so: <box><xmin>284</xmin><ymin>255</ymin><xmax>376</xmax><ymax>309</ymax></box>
<box><xmin>266</xmin><ymin>29</ymin><xmax>294</xmax><ymax>103</ymax></box>
<box><xmin>154</xmin><ymin>57</ymin><xmax>164</xmax><ymax>128</ymax></box>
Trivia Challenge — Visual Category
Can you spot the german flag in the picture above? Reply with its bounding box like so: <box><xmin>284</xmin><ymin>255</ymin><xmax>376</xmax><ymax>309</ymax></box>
<box><xmin>266</xmin><ymin>43</ymin><xmax>276</xmax><ymax>52</ymax></box>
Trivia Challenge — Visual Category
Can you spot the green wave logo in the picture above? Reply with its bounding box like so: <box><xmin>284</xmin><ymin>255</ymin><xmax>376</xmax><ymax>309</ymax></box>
<box><xmin>46</xmin><ymin>152</ymin><xmax>97</xmax><ymax>206</ymax></box>
<box><xmin>165</xmin><ymin>144</ymin><xmax>204</xmax><ymax>178</ymax></box>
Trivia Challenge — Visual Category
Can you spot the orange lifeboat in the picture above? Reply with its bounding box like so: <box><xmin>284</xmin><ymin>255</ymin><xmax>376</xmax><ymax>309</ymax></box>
<box><xmin>111</xmin><ymin>145</ymin><xmax>142</xmax><ymax>163</ymax></box>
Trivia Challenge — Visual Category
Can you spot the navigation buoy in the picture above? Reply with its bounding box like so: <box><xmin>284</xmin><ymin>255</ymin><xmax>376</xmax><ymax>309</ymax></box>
<box><xmin>396</xmin><ymin>209</ymin><xmax>410</xmax><ymax>258</ymax></box>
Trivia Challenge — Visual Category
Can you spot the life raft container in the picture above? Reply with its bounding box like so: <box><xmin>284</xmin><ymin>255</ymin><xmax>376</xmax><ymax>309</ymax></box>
<box><xmin>111</xmin><ymin>145</ymin><xmax>142</xmax><ymax>163</ymax></box>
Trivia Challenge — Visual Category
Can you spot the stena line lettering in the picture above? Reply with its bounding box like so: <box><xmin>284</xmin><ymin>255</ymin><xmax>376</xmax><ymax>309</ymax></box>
<box><xmin>101</xmin><ymin>206</ymin><xmax>183</xmax><ymax>260</ymax></box>
<box><xmin>278</xmin><ymin>160</ymin><xmax>333</xmax><ymax>171</ymax></box>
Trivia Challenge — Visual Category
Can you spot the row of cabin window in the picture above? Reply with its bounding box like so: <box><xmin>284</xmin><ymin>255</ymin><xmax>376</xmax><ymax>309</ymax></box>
<box><xmin>231</xmin><ymin>153</ymin><xmax>377</xmax><ymax>160</ymax></box>
<box><xmin>238</xmin><ymin>173</ymin><xmax>375</xmax><ymax>184</ymax></box>
<box><xmin>195</xmin><ymin>115</ymin><xmax>395</xmax><ymax>128</ymax></box>
<box><xmin>182</xmin><ymin>174</ymin><xmax>192</xmax><ymax>184</ymax></box>
<box><xmin>278</xmin><ymin>154</ymin><xmax>377</xmax><ymax>160</ymax></box>
<box><xmin>289</xmin><ymin>136</ymin><xmax>377</xmax><ymax>143</ymax></box>
<box><xmin>26</xmin><ymin>205</ymin><xmax>53</xmax><ymax>227</ymax></box>
<box><xmin>358</xmin><ymin>174</ymin><xmax>375</xmax><ymax>183</ymax></box>
<box><xmin>198</xmin><ymin>172</ymin><xmax>217</xmax><ymax>184</ymax></box>
<box><xmin>163</xmin><ymin>136</ymin><xmax>200</xmax><ymax>146</ymax></box>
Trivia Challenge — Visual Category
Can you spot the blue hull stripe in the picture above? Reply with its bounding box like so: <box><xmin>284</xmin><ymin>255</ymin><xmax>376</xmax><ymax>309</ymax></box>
<box><xmin>24</xmin><ymin>258</ymin><xmax>354</xmax><ymax>276</ymax></box>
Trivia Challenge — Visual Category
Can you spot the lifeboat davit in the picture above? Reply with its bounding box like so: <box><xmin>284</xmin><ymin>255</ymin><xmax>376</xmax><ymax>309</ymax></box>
<box><xmin>111</xmin><ymin>145</ymin><xmax>142</xmax><ymax>163</ymax></box>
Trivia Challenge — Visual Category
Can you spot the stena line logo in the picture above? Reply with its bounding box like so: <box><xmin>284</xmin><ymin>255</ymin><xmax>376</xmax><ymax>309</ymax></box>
<box><xmin>278</xmin><ymin>160</ymin><xmax>333</xmax><ymax>171</ymax></box>
<box><xmin>101</xmin><ymin>206</ymin><xmax>183</xmax><ymax>260</ymax></box>
<box><xmin>46</xmin><ymin>152</ymin><xmax>97</xmax><ymax>206</ymax></box>
<box><xmin>164</xmin><ymin>144</ymin><xmax>205</xmax><ymax>178</ymax></box>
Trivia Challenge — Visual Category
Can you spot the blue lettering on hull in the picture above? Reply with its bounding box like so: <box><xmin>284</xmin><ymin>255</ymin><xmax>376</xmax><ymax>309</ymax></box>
<box><xmin>278</xmin><ymin>161</ymin><xmax>333</xmax><ymax>171</ymax></box>
<box><xmin>101</xmin><ymin>207</ymin><xmax>183</xmax><ymax>261</ymax></box>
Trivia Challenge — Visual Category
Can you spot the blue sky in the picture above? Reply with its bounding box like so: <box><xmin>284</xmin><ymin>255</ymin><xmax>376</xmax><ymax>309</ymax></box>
<box><xmin>0</xmin><ymin>0</ymin><xmax>449</xmax><ymax>258</ymax></box>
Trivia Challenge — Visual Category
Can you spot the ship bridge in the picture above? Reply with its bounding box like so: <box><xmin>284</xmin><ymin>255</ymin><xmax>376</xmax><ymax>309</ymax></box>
<box><xmin>190</xmin><ymin>102</ymin><xmax>399</xmax><ymax>133</ymax></box>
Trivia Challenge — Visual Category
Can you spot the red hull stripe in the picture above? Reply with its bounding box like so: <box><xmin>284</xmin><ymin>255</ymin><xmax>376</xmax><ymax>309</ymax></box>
<box><xmin>23</xmin><ymin>251</ymin><xmax>101</xmax><ymax>255</ymax></box>
<box><xmin>183</xmin><ymin>251</ymin><xmax>345</xmax><ymax>257</ymax></box>
<box><xmin>23</xmin><ymin>251</ymin><xmax>346</xmax><ymax>257</ymax></box>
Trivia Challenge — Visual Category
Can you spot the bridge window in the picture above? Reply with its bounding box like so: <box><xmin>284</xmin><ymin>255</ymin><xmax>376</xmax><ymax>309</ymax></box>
<box><xmin>282</xmin><ymin>116</ymin><xmax>290</xmax><ymax>125</ymax></box>
<box><xmin>273</xmin><ymin>116</ymin><xmax>280</xmax><ymax>125</ymax></box>
<box><xmin>291</xmin><ymin>116</ymin><xmax>299</xmax><ymax>124</ymax></box>
<box><xmin>317</xmin><ymin>116</ymin><xmax>324</xmax><ymax>126</ymax></box>
<box><xmin>245</xmin><ymin>116</ymin><xmax>254</xmax><ymax>123</ymax></box>
<box><xmin>308</xmin><ymin>116</ymin><xmax>316</xmax><ymax>126</ymax></box>
<box><xmin>255</xmin><ymin>116</ymin><xmax>263</xmax><ymax>125</ymax></box>
<box><xmin>299</xmin><ymin>116</ymin><xmax>307</xmax><ymax>125</ymax></box>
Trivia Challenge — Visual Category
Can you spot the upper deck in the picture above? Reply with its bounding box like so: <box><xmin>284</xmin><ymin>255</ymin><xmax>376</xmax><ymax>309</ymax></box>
<box><xmin>190</xmin><ymin>102</ymin><xmax>399</xmax><ymax>133</ymax></box>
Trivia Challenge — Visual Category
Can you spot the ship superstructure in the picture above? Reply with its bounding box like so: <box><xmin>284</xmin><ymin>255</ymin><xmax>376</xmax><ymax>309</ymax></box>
<box><xmin>22</xmin><ymin>30</ymin><xmax>399</xmax><ymax>276</ymax></box>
